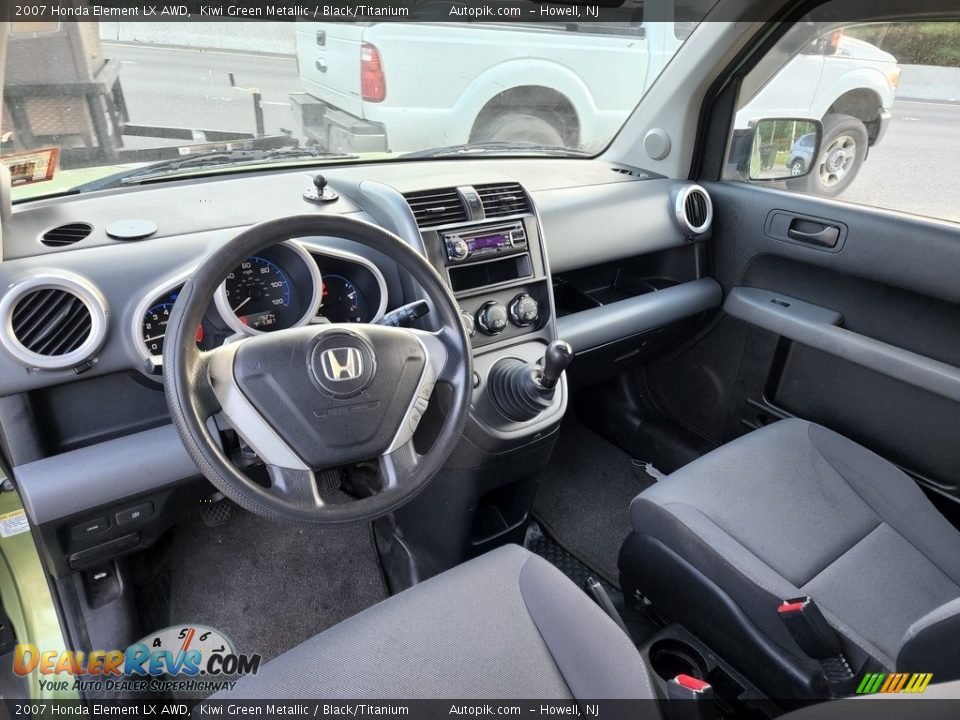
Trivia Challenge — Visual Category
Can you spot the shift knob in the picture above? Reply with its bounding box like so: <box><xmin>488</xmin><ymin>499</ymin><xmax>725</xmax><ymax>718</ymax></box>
<box><xmin>541</xmin><ymin>340</ymin><xmax>573</xmax><ymax>389</ymax></box>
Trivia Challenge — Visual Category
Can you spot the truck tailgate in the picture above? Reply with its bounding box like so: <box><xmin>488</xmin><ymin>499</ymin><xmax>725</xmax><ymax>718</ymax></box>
<box><xmin>296</xmin><ymin>23</ymin><xmax>365</xmax><ymax>118</ymax></box>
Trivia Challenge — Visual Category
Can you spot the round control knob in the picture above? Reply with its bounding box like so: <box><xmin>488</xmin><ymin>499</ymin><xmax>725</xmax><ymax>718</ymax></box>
<box><xmin>476</xmin><ymin>301</ymin><xmax>508</xmax><ymax>336</ymax></box>
<box><xmin>460</xmin><ymin>309</ymin><xmax>476</xmax><ymax>337</ymax></box>
<box><xmin>449</xmin><ymin>239</ymin><xmax>469</xmax><ymax>262</ymax></box>
<box><xmin>509</xmin><ymin>294</ymin><xmax>540</xmax><ymax>327</ymax></box>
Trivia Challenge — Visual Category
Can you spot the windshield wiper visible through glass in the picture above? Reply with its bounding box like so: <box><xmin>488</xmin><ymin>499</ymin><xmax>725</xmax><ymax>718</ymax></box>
<box><xmin>72</xmin><ymin>147</ymin><xmax>359</xmax><ymax>191</ymax></box>
<box><xmin>402</xmin><ymin>142</ymin><xmax>590</xmax><ymax>159</ymax></box>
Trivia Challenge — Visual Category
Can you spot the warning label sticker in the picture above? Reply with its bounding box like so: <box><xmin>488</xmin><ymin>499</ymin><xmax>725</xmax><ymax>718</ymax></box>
<box><xmin>0</xmin><ymin>509</ymin><xmax>29</xmax><ymax>538</ymax></box>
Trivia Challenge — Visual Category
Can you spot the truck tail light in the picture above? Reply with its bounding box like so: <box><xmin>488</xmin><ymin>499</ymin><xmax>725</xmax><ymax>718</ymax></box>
<box><xmin>361</xmin><ymin>42</ymin><xmax>386</xmax><ymax>103</ymax></box>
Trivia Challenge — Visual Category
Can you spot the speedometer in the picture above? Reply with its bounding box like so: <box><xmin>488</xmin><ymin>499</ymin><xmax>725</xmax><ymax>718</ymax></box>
<box><xmin>214</xmin><ymin>242</ymin><xmax>323</xmax><ymax>337</ymax></box>
<box><xmin>223</xmin><ymin>256</ymin><xmax>292</xmax><ymax>331</ymax></box>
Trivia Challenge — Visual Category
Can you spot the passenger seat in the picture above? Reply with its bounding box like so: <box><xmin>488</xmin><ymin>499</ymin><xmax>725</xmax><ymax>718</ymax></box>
<box><xmin>620</xmin><ymin>418</ymin><xmax>960</xmax><ymax>699</ymax></box>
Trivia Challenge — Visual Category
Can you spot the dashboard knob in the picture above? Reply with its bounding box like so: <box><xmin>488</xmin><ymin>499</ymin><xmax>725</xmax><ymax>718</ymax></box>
<box><xmin>476</xmin><ymin>301</ymin><xmax>508</xmax><ymax>336</ymax></box>
<box><xmin>509</xmin><ymin>293</ymin><xmax>539</xmax><ymax>327</ymax></box>
<box><xmin>449</xmin><ymin>239</ymin><xmax>469</xmax><ymax>262</ymax></box>
<box><xmin>460</xmin><ymin>309</ymin><xmax>476</xmax><ymax>337</ymax></box>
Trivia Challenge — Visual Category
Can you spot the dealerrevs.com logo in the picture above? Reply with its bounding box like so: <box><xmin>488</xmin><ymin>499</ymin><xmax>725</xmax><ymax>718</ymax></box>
<box><xmin>13</xmin><ymin>625</ymin><xmax>261</xmax><ymax>695</ymax></box>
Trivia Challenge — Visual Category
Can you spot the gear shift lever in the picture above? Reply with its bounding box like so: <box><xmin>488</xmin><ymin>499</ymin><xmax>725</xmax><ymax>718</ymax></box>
<box><xmin>488</xmin><ymin>340</ymin><xmax>574</xmax><ymax>422</ymax></box>
<box><xmin>541</xmin><ymin>340</ymin><xmax>573</xmax><ymax>389</ymax></box>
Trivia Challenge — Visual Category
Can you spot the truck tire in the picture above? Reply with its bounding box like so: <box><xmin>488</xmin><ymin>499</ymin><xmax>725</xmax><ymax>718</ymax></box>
<box><xmin>472</xmin><ymin>111</ymin><xmax>566</xmax><ymax>146</ymax></box>
<box><xmin>789</xmin><ymin>114</ymin><xmax>868</xmax><ymax>197</ymax></box>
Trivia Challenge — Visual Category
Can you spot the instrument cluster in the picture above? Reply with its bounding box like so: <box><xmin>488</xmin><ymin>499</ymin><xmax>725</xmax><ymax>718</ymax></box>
<box><xmin>136</xmin><ymin>242</ymin><xmax>386</xmax><ymax>370</ymax></box>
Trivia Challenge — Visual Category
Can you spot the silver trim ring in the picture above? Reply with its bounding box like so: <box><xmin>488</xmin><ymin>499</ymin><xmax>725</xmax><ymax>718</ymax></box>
<box><xmin>214</xmin><ymin>240</ymin><xmax>323</xmax><ymax>338</ymax></box>
<box><xmin>131</xmin><ymin>267</ymin><xmax>195</xmax><ymax>372</ymax></box>
<box><xmin>296</xmin><ymin>240</ymin><xmax>390</xmax><ymax>323</ymax></box>
<box><xmin>0</xmin><ymin>272</ymin><xmax>108</xmax><ymax>370</ymax></box>
<box><xmin>674</xmin><ymin>184</ymin><xmax>713</xmax><ymax>236</ymax></box>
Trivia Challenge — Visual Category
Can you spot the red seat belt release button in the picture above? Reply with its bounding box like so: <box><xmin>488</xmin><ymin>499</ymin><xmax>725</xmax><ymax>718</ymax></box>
<box><xmin>675</xmin><ymin>674</ymin><xmax>711</xmax><ymax>692</ymax></box>
<box><xmin>778</xmin><ymin>596</ymin><xmax>842</xmax><ymax>659</ymax></box>
<box><xmin>667</xmin><ymin>674</ymin><xmax>716</xmax><ymax>719</ymax></box>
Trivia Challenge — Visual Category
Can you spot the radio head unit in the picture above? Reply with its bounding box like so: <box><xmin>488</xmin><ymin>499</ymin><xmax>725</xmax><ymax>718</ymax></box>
<box><xmin>443</xmin><ymin>223</ymin><xmax>527</xmax><ymax>264</ymax></box>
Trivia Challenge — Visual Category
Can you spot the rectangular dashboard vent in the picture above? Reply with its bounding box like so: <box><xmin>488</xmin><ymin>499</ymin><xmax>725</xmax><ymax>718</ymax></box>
<box><xmin>403</xmin><ymin>188</ymin><xmax>468</xmax><ymax>228</ymax></box>
<box><xmin>475</xmin><ymin>182</ymin><xmax>530</xmax><ymax>218</ymax></box>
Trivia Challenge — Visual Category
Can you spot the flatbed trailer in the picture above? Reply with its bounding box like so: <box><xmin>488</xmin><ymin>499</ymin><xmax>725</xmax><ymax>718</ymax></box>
<box><xmin>1</xmin><ymin>22</ymin><xmax>293</xmax><ymax>169</ymax></box>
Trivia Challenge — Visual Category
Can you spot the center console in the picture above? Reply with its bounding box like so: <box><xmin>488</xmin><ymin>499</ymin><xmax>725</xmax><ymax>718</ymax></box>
<box><xmin>413</xmin><ymin>183</ymin><xmax>568</xmax><ymax>441</ymax></box>
<box><xmin>374</xmin><ymin>182</ymin><xmax>570</xmax><ymax>589</ymax></box>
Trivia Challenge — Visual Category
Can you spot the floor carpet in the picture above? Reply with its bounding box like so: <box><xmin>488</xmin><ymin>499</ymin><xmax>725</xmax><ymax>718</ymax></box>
<box><xmin>165</xmin><ymin>504</ymin><xmax>388</xmax><ymax>665</ymax></box>
<box><xmin>532</xmin><ymin>416</ymin><xmax>657</xmax><ymax>586</ymax></box>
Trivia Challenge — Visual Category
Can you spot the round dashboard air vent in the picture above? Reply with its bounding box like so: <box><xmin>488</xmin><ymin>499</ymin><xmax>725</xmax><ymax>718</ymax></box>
<box><xmin>0</xmin><ymin>275</ymin><xmax>108</xmax><ymax>370</ymax></box>
<box><xmin>675</xmin><ymin>185</ymin><xmax>713</xmax><ymax>236</ymax></box>
<box><xmin>41</xmin><ymin>222</ymin><xmax>93</xmax><ymax>247</ymax></box>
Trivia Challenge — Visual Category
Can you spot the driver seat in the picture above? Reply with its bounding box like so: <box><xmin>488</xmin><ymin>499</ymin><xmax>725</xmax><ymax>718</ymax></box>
<box><xmin>212</xmin><ymin>545</ymin><xmax>657</xmax><ymax>699</ymax></box>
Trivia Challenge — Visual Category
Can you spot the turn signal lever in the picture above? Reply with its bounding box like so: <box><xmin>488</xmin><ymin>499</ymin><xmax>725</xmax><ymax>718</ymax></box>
<box><xmin>489</xmin><ymin>340</ymin><xmax>573</xmax><ymax>422</ymax></box>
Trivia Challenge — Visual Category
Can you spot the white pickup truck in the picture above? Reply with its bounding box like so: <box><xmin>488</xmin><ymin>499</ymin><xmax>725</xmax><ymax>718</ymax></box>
<box><xmin>290</xmin><ymin>19</ymin><xmax>899</xmax><ymax>195</ymax></box>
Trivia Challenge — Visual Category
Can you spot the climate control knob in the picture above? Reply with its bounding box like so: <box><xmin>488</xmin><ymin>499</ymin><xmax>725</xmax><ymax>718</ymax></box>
<box><xmin>476</xmin><ymin>301</ymin><xmax>508</xmax><ymax>336</ymax></box>
<box><xmin>509</xmin><ymin>294</ymin><xmax>540</xmax><ymax>327</ymax></box>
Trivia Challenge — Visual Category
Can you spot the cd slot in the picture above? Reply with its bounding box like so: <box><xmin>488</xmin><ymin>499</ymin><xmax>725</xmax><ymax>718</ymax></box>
<box><xmin>448</xmin><ymin>254</ymin><xmax>532</xmax><ymax>293</ymax></box>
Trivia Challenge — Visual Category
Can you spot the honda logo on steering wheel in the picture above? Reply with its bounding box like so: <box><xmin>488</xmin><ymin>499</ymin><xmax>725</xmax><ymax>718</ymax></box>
<box><xmin>320</xmin><ymin>347</ymin><xmax>364</xmax><ymax>382</ymax></box>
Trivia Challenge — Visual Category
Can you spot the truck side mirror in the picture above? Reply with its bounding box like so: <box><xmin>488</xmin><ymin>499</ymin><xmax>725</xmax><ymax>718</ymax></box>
<box><xmin>748</xmin><ymin>118</ymin><xmax>823</xmax><ymax>182</ymax></box>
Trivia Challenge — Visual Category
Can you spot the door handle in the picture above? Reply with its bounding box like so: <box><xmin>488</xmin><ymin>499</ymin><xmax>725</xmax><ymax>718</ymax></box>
<box><xmin>787</xmin><ymin>219</ymin><xmax>840</xmax><ymax>248</ymax></box>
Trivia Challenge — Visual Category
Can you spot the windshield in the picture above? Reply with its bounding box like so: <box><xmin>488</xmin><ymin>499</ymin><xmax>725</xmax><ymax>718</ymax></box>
<box><xmin>1</xmin><ymin>2</ymin><xmax>713</xmax><ymax>200</ymax></box>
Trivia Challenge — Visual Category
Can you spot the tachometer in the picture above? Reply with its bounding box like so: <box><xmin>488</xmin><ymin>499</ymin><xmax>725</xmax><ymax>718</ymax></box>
<box><xmin>141</xmin><ymin>289</ymin><xmax>204</xmax><ymax>357</ymax></box>
<box><xmin>142</xmin><ymin>299</ymin><xmax>174</xmax><ymax>356</ymax></box>
<box><xmin>319</xmin><ymin>274</ymin><xmax>365</xmax><ymax>323</ymax></box>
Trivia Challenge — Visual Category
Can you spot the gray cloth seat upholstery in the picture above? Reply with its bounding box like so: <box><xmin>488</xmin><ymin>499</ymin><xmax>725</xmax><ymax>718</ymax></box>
<box><xmin>214</xmin><ymin>544</ymin><xmax>656</xmax><ymax>700</ymax></box>
<box><xmin>620</xmin><ymin>418</ymin><xmax>960</xmax><ymax>699</ymax></box>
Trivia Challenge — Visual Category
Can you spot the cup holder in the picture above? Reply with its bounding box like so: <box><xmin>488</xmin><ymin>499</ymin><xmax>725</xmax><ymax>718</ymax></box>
<box><xmin>648</xmin><ymin>639</ymin><xmax>709</xmax><ymax>682</ymax></box>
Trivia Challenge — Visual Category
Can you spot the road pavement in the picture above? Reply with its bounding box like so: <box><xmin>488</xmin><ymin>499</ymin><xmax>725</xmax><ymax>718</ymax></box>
<box><xmin>841</xmin><ymin>99</ymin><xmax>960</xmax><ymax>223</ymax></box>
<box><xmin>105</xmin><ymin>42</ymin><xmax>960</xmax><ymax>223</ymax></box>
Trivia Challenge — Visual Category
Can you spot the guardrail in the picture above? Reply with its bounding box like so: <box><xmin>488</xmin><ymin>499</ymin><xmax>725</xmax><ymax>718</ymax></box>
<box><xmin>898</xmin><ymin>64</ymin><xmax>960</xmax><ymax>103</ymax></box>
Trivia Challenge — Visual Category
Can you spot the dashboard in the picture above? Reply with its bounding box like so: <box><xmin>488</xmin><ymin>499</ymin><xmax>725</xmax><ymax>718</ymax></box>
<box><xmin>0</xmin><ymin>157</ymin><xmax>718</xmax><ymax>577</ymax></box>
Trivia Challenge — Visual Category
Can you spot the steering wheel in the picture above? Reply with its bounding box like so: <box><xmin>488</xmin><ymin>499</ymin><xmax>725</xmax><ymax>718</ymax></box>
<box><xmin>163</xmin><ymin>215</ymin><xmax>472</xmax><ymax>524</ymax></box>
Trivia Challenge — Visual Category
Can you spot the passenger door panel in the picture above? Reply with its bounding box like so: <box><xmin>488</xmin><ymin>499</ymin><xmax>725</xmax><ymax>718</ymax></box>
<box><xmin>649</xmin><ymin>181</ymin><xmax>960</xmax><ymax>501</ymax></box>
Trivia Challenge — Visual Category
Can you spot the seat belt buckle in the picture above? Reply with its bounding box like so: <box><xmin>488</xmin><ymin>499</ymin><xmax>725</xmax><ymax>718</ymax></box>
<box><xmin>778</xmin><ymin>596</ymin><xmax>855</xmax><ymax>689</ymax></box>
<box><xmin>666</xmin><ymin>675</ymin><xmax>716</xmax><ymax>720</ymax></box>
<box><xmin>777</xmin><ymin>596</ymin><xmax>841</xmax><ymax>659</ymax></box>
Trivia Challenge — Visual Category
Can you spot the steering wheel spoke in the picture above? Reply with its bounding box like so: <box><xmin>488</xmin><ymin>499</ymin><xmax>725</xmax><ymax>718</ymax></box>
<box><xmin>430</xmin><ymin>324</ymin><xmax>468</xmax><ymax>386</ymax></box>
<box><xmin>190</xmin><ymin>351</ymin><xmax>223</xmax><ymax>420</ymax></box>
<box><xmin>265</xmin><ymin>465</ymin><xmax>325</xmax><ymax>510</ymax></box>
<box><xmin>378</xmin><ymin>438</ymin><xmax>422</xmax><ymax>493</ymax></box>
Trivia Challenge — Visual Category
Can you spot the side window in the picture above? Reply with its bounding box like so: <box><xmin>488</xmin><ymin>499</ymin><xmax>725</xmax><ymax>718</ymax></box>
<box><xmin>725</xmin><ymin>19</ymin><xmax>960</xmax><ymax>224</ymax></box>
